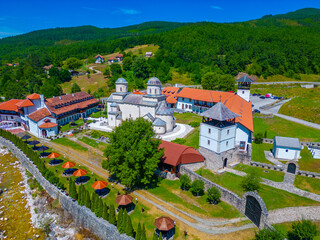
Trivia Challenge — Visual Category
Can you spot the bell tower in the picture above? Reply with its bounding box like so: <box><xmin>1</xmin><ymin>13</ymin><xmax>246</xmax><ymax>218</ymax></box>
<box><xmin>236</xmin><ymin>75</ymin><xmax>253</xmax><ymax>102</ymax></box>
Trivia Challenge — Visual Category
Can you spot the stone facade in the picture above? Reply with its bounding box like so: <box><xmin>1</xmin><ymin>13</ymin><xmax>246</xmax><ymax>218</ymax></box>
<box><xmin>0</xmin><ymin>137</ymin><xmax>132</xmax><ymax>240</ymax></box>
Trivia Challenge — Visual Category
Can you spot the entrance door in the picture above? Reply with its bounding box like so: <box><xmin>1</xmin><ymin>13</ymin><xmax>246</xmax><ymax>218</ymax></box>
<box><xmin>223</xmin><ymin>158</ymin><xmax>228</xmax><ymax>168</ymax></box>
<box><xmin>245</xmin><ymin>196</ymin><xmax>262</xmax><ymax>227</ymax></box>
<box><xmin>42</xmin><ymin>129</ymin><xmax>47</xmax><ymax>138</ymax></box>
<box><xmin>287</xmin><ymin>163</ymin><xmax>296</xmax><ymax>174</ymax></box>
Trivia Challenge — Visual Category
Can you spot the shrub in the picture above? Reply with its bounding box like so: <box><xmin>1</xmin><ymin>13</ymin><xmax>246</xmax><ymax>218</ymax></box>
<box><xmin>254</xmin><ymin>228</ymin><xmax>284</xmax><ymax>240</ymax></box>
<box><xmin>241</xmin><ymin>170</ymin><xmax>262</xmax><ymax>192</ymax></box>
<box><xmin>207</xmin><ymin>187</ymin><xmax>221</xmax><ymax>204</ymax></box>
<box><xmin>189</xmin><ymin>121</ymin><xmax>200</xmax><ymax>128</ymax></box>
<box><xmin>179</xmin><ymin>174</ymin><xmax>191</xmax><ymax>191</ymax></box>
<box><xmin>287</xmin><ymin>220</ymin><xmax>318</xmax><ymax>240</ymax></box>
<box><xmin>172</xmin><ymin>138</ymin><xmax>186</xmax><ymax>145</ymax></box>
<box><xmin>190</xmin><ymin>179</ymin><xmax>205</xmax><ymax>196</ymax></box>
<box><xmin>254</xmin><ymin>133</ymin><xmax>264</xmax><ymax>144</ymax></box>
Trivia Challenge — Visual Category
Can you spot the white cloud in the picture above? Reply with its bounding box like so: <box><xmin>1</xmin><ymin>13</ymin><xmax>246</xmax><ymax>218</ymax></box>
<box><xmin>119</xmin><ymin>8</ymin><xmax>141</xmax><ymax>15</ymax></box>
<box><xmin>211</xmin><ymin>6</ymin><xmax>222</xmax><ymax>10</ymax></box>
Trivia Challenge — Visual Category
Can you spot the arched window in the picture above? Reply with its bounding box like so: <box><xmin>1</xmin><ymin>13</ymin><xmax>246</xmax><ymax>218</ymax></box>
<box><xmin>120</xmin><ymin>87</ymin><xmax>122</xmax><ymax>92</ymax></box>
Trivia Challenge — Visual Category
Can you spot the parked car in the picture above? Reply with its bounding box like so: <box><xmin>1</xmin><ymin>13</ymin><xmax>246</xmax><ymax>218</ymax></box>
<box><xmin>252</xmin><ymin>93</ymin><xmax>257</xmax><ymax>96</ymax></box>
<box><xmin>259</xmin><ymin>96</ymin><xmax>266</xmax><ymax>99</ymax></box>
<box><xmin>254</xmin><ymin>109</ymin><xmax>261</xmax><ymax>113</ymax></box>
<box><xmin>256</xmin><ymin>94</ymin><xmax>261</xmax><ymax>96</ymax></box>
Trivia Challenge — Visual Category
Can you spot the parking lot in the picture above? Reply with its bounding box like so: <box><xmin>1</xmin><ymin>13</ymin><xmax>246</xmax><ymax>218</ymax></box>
<box><xmin>250</xmin><ymin>95</ymin><xmax>279</xmax><ymax>111</ymax></box>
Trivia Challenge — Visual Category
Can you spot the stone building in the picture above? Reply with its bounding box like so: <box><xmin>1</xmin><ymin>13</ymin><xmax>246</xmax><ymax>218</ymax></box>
<box><xmin>273</xmin><ymin>136</ymin><xmax>301</xmax><ymax>160</ymax></box>
<box><xmin>106</xmin><ymin>77</ymin><xmax>175</xmax><ymax>134</ymax></box>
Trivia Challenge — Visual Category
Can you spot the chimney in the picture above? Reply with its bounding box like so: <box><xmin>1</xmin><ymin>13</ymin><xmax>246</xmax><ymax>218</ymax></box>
<box><xmin>40</xmin><ymin>94</ymin><xmax>45</xmax><ymax>107</ymax></box>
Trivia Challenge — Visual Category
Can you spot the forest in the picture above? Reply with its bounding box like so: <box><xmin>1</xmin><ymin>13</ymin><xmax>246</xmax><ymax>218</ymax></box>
<box><xmin>0</xmin><ymin>8</ymin><xmax>319</xmax><ymax>99</ymax></box>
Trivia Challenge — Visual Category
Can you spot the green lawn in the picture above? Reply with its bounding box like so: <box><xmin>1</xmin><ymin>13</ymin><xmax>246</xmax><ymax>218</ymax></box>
<box><xmin>148</xmin><ymin>179</ymin><xmax>242</xmax><ymax>219</ymax></box>
<box><xmin>298</xmin><ymin>147</ymin><xmax>320</xmax><ymax>173</ymax></box>
<box><xmin>196</xmin><ymin>169</ymin><xmax>320</xmax><ymax>210</ymax></box>
<box><xmin>253</xmin><ymin>116</ymin><xmax>320</xmax><ymax>142</ymax></box>
<box><xmin>79</xmin><ymin>136</ymin><xmax>108</xmax><ymax>151</ymax></box>
<box><xmin>273</xmin><ymin>221</ymin><xmax>320</xmax><ymax>240</ymax></box>
<box><xmin>60</xmin><ymin>119</ymin><xmax>84</xmax><ymax>132</ymax></box>
<box><xmin>173</xmin><ymin>112</ymin><xmax>202</xmax><ymax>125</ymax></box>
<box><xmin>89</xmin><ymin>110</ymin><xmax>108</xmax><ymax>119</ymax></box>
<box><xmin>52</xmin><ymin>137</ymin><xmax>88</xmax><ymax>152</ymax></box>
<box><xmin>183</xmin><ymin>127</ymin><xmax>200</xmax><ymax>149</ymax></box>
<box><xmin>294</xmin><ymin>175</ymin><xmax>320</xmax><ymax>195</ymax></box>
<box><xmin>234</xmin><ymin>164</ymin><xmax>285</xmax><ymax>182</ymax></box>
<box><xmin>252</xmin><ymin>143</ymin><xmax>274</xmax><ymax>164</ymax></box>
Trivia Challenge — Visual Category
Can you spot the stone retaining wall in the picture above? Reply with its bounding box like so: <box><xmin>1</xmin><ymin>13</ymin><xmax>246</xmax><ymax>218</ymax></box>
<box><xmin>0</xmin><ymin>137</ymin><xmax>132</xmax><ymax>240</ymax></box>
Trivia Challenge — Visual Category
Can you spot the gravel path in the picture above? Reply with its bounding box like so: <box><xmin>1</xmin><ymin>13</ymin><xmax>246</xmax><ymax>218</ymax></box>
<box><xmin>268</xmin><ymin>206</ymin><xmax>320</xmax><ymax>224</ymax></box>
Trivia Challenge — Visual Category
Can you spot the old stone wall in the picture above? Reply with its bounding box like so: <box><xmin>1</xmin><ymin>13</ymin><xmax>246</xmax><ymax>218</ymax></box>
<box><xmin>0</xmin><ymin>137</ymin><xmax>132</xmax><ymax>240</ymax></box>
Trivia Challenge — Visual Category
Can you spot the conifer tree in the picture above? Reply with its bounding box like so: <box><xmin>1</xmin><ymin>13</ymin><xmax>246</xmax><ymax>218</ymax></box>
<box><xmin>135</xmin><ymin>222</ymin><xmax>141</xmax><ymax>240</ymax></box>
<box><xmin>141</xmin><ymin>224</ymin><xmax>147</xmax><ymax>240</ymax></box>
<box><xmin>108</xmin><ymin>204</ymin><xmax>117</xmax><ymax>225</ymax></box>
<box><xmin>85</xmin><ymin>190</ymin><xmax>91</xmax><ymax>209</ymax></box>
<box><xmin>95</xmin><ymin>197</ymin><xmax>103</xmax><ymax>218</ymax></box>
<box><xmin>117</xmin><ymin>208</ymin><xmax>124</xmax><ymax>232</ymax></box>
<box><xmin>69</xmin><ymin>179</ymin><xmax>78</xmax><ymax>200</ymax></box>
<box><xmin>91</xmin><ymin>192</ymin><xmax>97</xmax><ymax>212</ymax></box>
<box><xmin>158</xmin><ymin>232</ymin><xmax>162</xmax><ymax>240</ymax></box>
<box><xmin>78</xmin><ymin>185</ymin><xmax>84</xmax><ymax>205</ymax></box>
<box><xmin>122</xmin><ymin>209</ymin><xmax>128</xmax><ymax>234</ymax></box>
<box><xmin>102</xmin><ymin>203</ymin><xmax>109</xmax><ymax>220</ymax></box>
<box><xmin>152</xmin><ymin>233</ymin><xmax>158</xmax><ymax>240</ymax></box>
<box><xmin>125</xmin><ymin>214</ymin><xmax>134</xmax><ymax>237</ymax></box>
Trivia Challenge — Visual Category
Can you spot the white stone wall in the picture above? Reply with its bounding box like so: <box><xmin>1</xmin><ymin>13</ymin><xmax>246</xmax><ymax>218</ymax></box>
<box><xmin>235</xmin><ymin>124</ymin><xmax>251</xmax><ymax>147</ymax></box>
<box><xmin>275</xmin><ymin>147</ymin><xmax>300</xmax><ymax>160</ymax></box>
<box><xmin>237</xmin><ymin>89</ymin><xmax>250</xmax><ymax>102</ymax></box>
<box><xmin>0</xmin><ymin>114</ymin><xmax>21</xmax><ymax>122</ymax></box>
<box><xmin>120</xmin><ymin>104</ymin><xmax>140</xmax><ymax>120</ymax></box>
<box><xmin>156</xmin><ymin>114</ymin><xmax>174</xmax><ymax>132</ymax></box>
<box><xmin>153</xmin><ymin>125</ymin><xmax>166</xmax><ymax>134</ymax></box>
<box><xmin>176</xmin><ymin>101</ymin><xmax>193</xmax><ymax>112</ymax></box>
<box><xmin>116</xmin><ymin>84</ymin><xmax>127</xmax><ymax>93</ymax></box>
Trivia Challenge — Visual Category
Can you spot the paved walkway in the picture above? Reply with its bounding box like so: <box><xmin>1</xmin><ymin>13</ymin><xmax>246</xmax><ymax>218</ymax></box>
<box><xmin>89</xmin><ymin>66</ymin><xmax>102</xmax><ymax>74</ymax></box>
<box><xmin>264</xmin><ymin>151</ymin><xmax>284</xmax><ymax>167</ymax></box>
<box><xmin>158</xmin><ymin>123</ymin><xmax>193</xmax><ymax>141</ymax></box>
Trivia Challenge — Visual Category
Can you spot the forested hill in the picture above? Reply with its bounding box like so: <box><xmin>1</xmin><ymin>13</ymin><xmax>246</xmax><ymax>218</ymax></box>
<box><xmin>0</xmin><ymin>8</ymin><xmax>319</xmax><ymax>79</ymax></box>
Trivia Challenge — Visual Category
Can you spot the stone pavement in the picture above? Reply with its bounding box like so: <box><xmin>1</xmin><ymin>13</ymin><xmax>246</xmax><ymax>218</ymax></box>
<box><xmin>157</xmin><ymin>123</ymin><xmax>193</xmax><ymax>141</ymax></box>
<box><xmin>264</xmin><ymin>151</ymin><xmax>285</xmax><ymax>167</ymax></box>
<box><xmin>268</xmin><ymin>206</ymin><xmax>320</xmax><ymax>224</ymax></box>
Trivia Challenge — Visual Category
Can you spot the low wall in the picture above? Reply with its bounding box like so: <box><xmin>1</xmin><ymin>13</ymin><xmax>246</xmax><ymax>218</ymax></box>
<box><xmin>180</xmin><ymin>165</ymin><xmax>242</xmax><ymax>210</ymax></box>
<box><xmin>0</xmin><ymin>137</ymin><xmax>132</xmax><ymax>240</ymax></box>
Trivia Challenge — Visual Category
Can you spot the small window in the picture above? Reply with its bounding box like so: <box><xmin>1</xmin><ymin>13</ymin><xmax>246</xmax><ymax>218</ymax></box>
<box><xmin>11</xmin><ymin>116</ymin><xmax>13</xmax><ymax>119</ymax></box>
<box><xmin>129</xmin><ymin>114</ymin><xmax>131</xmax><ymax>118</ymax></box>
<box><xmin>208</xmin><ymin>129</ymin><xmax>211</xmax><ymax>134</ymax></box>
<box><xmin>227</xmin><ymin>130</ymin><xmax>230</xmax><ymax>134</ymax></box>
<box><xmin>286</xmin><ymin>149</ymin><xmax>288</xmax><ymax>152</ymax></box>
<box><xmin>242</xmin><ymin>91</ymin><xmax>244</xmax><ymax>94</ymax></box>
<box><xmin>120</xmin><ymin>87</ymin><xmax>122</xmax><ymax>91</ymax></box>
<box><xmin>226</xmin><ymin>141</ymin><xmax>229</xmax><ymax>146</ymax></box>
<box><xmin>208</xmin><ymin>140</ymin><xmax>210</xmax><ymax>145</ymax></box>
<box><xmin>189</xmin><ymin>105</ymin><xmax>192</xmax><ymax>109</ymax></box>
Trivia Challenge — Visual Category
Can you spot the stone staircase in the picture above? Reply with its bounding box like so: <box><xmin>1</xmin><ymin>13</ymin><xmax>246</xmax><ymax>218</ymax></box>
<box><xmin>308</xmin><ymin>146</ymin><xmax>320</xmax><ymax>159</ymax></box>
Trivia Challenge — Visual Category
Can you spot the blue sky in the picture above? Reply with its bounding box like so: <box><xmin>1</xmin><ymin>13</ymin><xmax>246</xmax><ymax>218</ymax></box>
<box><xmin>0</xmin><ymin>0</ymin><xmax>320</xmax><ymax>38</ymax></box>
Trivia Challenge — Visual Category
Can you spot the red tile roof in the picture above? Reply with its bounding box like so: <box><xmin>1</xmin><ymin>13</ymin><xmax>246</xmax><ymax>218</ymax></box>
<box><xmin>38</xmin><ymin>122</ymin><xmax>58</xmax><ymax>128</ymax></box>
<box><xmin>162</xmin><ymin>87</ymin><xmax>180</xmax><ymax>104</ymax></box>
<box><xmin>15</xmin><ymin>99</ymin><xmax>34</xmax><ymax>108</ymax></box>
<box><xmin>45</xmin><ymin>92</ymin><xmax>99</xmax><ymax>116</ymax></box>
<box><xmin>177</xmin><ymin>88</ymin><xmax>253</xmax><ymax>132</ymax></box>
<box><xmin>27</xmin><ymin>108</ymin><xmax>52</xmax><ymax>122</ymax></box>
<box><xmin>0</xmin><ymin>99</ymin><xmax>23</xmax><ymax>112</ymax></box>
<box><xmin>159</xmin><ymin>141</ymin><xmax>204</xmax><ymax>167</ymax></box>
<box><xmin>27</xmin><ymin>93</ymin><xmax>41</xmax><ymax>100</ymax></box>
<box><xmin>94</xmin><ymin>55</ymin><xmax>104</xmax><ymax>59</ymax></box>
<box><xmin>108</xmin><ymin>57</ymin><xmax>115</xmax><ymax>60</ymax></box>
<box><xmin>132</xmin><ymin>90</ymin><xmax>147</xmax><ymax>95</ymax></box>
<box><xmin>116</xmin><ymin>54</ymin><xmax>123</xmax><ymax>58</ymax></box>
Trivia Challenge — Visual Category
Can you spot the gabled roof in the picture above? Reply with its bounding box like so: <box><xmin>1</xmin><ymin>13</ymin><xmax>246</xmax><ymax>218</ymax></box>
<box><xmin>156</xmin><ymin>102</ymin><xmax>173</xmax><ymax>115</ymax></box>
<box><xmin>274</xmin><ymin>136</ymin><xmax>301</xmax><ymax>149</ymax></box>
<box><xmin>153</xmin><ymin>118</ymin><xmax>166</xmax><ymax>126</ymax></box>
<box><xmin>38</xmin><ymin>122</ymin><xmax>58</xmax><ymax>129</ymax></box>
<box><xmin>27</xmin><ymin>93</ymin><xmax>41</xmax><ymax>100</ymax></box>
<box><xmin>0</xmin><ymin>99</ymin><xmax>23</xmax><ymax>112</ymax></box>
<box><xmin>15</xmin><ymin>99</ymin><xmax>34</xmax><ymax>108</ymax></box>
<box><xmin>162</xmin><ymin>86</ymin><xmax>180</xmax><ymax>104</ymax></box>
<box><xmin>159</xmin><ymin>140</ymin><xmax>204</xmax><ymax>167</ymax></box>
<box><xmin>94</xmin><ymin>54</ymin><xmax>104</xmax><ymax>59</ymax></box>
<box><xmin>143</xmin><ymin>113</ymin><xmax>155</xmax><ymax>122</ymax></box>
<box><xmin>200</xmin><ymin>102</ymin><xmax>240</xmax><ymax>121</ymax></box>
<box><xmin>177</xmin><ymin>88</ymin><xmax>233</xmax><ymax>103</ymax></box>
<box><xmin>237</xmin><ymin>75</ymin><xmax>253</xmax><ymax>83</ymax></box>
<box><xmin>27</xmin><ymin>108</ymin><xmax>52</xmax><ymax>122</ymax></box>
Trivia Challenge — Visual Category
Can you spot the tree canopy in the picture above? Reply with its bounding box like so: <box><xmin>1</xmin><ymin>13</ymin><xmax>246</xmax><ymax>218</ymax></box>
<box><xmin>102</xmin><ymin>118</ymin><xmax>163</xmax><ymax>188</ymax></box>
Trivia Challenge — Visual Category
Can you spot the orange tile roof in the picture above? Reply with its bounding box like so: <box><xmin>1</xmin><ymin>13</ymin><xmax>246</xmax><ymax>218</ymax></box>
<box><xmin>15</xmin><ymin>99</ymin><xmax>34</xmax><ymax>108</ymax></box>
<box><xmin>177</xmin><ymin>88</ymin><xmax>253</xmax><ymax>132</ymax></box>
<box><xmin>94</xmin><ymin>55</ymin><xmax>104</xmax><ymax>59</ymax></box>
<box><xmin>0</xmin><ymin>99</ymin><xmax>23</xmax><ymax>112</ymax></box>
<box><xmin>38</xmin><ymin>122</ymin><xmax>58</xmax><ymax>128</ymax></box>
<box><xmin>27</xmin><ymin>108</ymin><xmax>52</xmax><ymax>122</ymax></box>
<box><xmin>132</xmin><ymin>90</ymin><xmax>146</xmax><ymax>95</ymax></box>
<box><xmin>162</xmin><ymin>87</ymin><xmax>180</xmax><ymax>104</ymax></box>
<box><xmin>27</xmin><ymin>93</ymin><xmax>41</xmax><ymax>100</ymax></box>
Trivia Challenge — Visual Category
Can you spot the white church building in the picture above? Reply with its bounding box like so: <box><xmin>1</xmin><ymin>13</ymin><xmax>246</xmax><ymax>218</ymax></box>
<box><xmin>106</xmin><ymin>77</ymin><xmax>176</xmax><ymax>134</ymax></box>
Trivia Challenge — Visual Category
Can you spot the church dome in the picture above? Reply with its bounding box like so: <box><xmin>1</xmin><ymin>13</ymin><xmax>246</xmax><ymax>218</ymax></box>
<box><xmin>115</xmin><ymin>78</ymin><xmax>128</xmax><ymax>84</ymax></box>
<box><xmin>147</xmin><ymin>77</ymin><xmax>161</xmax><ymax>86</ymax></box>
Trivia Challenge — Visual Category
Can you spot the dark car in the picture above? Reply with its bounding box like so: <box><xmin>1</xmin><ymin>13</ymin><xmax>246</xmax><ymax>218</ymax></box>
<box><xmin>256</xmin><ymin>94</ymin><xmax>261</xmax><ymax>96</ymax></box>
<box><xmin>254</xmin><ymin>109</ymin><xmax>261</xmax><ymax>113</ymax></box>
<box><xmin>252</xmin><ymin>93</ymin><xmax>257</xmax><ymax>96</ymax></box>
<box><xmin>259</xmin><ymin>96</ymin><xmax>266</xmax><ymax>99</ymax></box>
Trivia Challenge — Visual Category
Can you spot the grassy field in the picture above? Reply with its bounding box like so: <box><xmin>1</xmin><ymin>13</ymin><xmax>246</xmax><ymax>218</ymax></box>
<box><xmin>79</xmin><ymin>136</ymin><xmax>108</xmax><ymax>151</ymax></box>
<box><xmin>183</xmin><ymin>128</ymin><xmax>200</xmax><ymax>149</ymax></box>
<box><xmin>196</xmin><ymin>169</ymin><xmax>320</xmax><ymax>210</ymax></box>
<box><xmin>124</xmin><ymin>44</ymin><xmax>159</xmax><ymax>56</ymax></box>
<box><xmin>253</xmin><ymin>116</ymin><xmax>320</xmax><ymax>142</ymax></box>
<box><xmin>256</xmin><ymin>74</ymin><xmax>320</xmax><ymax>82</ymax></box>
<box><xmin>294</xmin><ymin>175</ymin><xmax>320</xmax><ymax>195</ymax></box>
<box><xmin>52</xmin><ymin>137</ymin><xmax>88</xmax><ymax>152</ymax></box>
<box><xmin>173</xmin><ymin>112</ymin><xmax>202</xmax><ymax>124</ymax></box>
<box><xmin>297</xmin><ymin>147</ymin><xmax>320</xmax><ymax>173</ymax></box>
<box><xmin>168</xmin><ymin>69</ymin><xmax>195</xmax><ymax>85</ymax></box>
<box><xmin>147</xmin><ymin>179</ymin><xmax>242</xmax><ymax>219</ymax></box>
<box><xmin>251</xmin><ymin>143</ymin><xmax>273</xmax><ymax>164</ymax></box>
<box><xmin>252</xmin><ymin>85</ymin><xmax>320</xmax><ymax>124</ymax></box>
<box><xmin>60</xmin><ymin>119</ymin><xmax>84</xmax><ymax>132</ymax></box>
<box><xmin>88</xmin><ymin>110</ymin><xmax>108</xmax><ymax>118</ymax></box>
<box><xmin>273</xmin><ymin>221</ymin><xmax>320</xmax><ymax>240</ymax></box>
<box><xmin>234</xmin><ymin>164</ymin><xmax>285</xmax><ymax>182</ymax></box>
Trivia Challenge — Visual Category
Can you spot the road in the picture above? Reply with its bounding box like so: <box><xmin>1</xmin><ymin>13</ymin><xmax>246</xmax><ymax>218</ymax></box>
<box><xmin>89</xmin><ymin>66</ymin><xmax>102</xmax><ymax>74</ymax></box>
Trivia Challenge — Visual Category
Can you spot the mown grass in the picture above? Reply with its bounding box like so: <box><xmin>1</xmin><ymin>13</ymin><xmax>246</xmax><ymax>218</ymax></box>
<box><xmin>251</xmin><ymin>143</ymin><xmax>273</xmax><ymax>164</ymax></box>
<box><xmin>294</xmin><ymin>175</ymin><xmax>320</xmax><ymax>195</ymax></box>
<box><xmin>173</xmin><ymin>112</ymin><xmax>202</xmax><ymax>125</ymax></box>
<box><xmin>60</xmin><ymin>119</ymin><xmax>84</xmax><ymax>132</ymax></box>
<box><xmin>196</xmin><ymin>169</ymin><xmax>320</xmax><ymax>210</ymax></box>
<box><xmin>147</xmin><ymin>179</ymin><xmax>242</xmax><ymax>219</ymax></box>
<box><xmin>273</xmin><ymin>221</ymin><xmax>320</xmax><ymax>240</ymax></box>
<box><xmin>124</xmin><ymin>44</ymin><xmax>159</xmax><ymax>56</ymax></box>
<box><xmin>183</xmin><ymin>127</ymin><xmax>200</xmax><ymax>149</ymax></box>
<box><xmin>88</xmin><ymin>110</ymin><xmax>108</xmax><ymax>118</ymax></box>
<box><xmin>52</xmin><ymin>137</ymin><xmax>88</xmax><ymax>152</ymax></box>
<box><xmin>79</xmin><ymin>136</ymin><xmax>108</xmax><ymax>151</ymax></box>
<box><xmin>256</xmin><ymin>74</ymin><xmax>320</xmax><ymax>82</ymax></box>
<box><xmin>298</xmin><ymin>147</ymin><xmax>320</xmax><ymax>173</ymax></box>
<box><xmin>234</xmin><ymin>164</ymin><xmax>285</xmax><ymax>182</ymax></box>
<box><xmin>253</xmin><ymin>116</ymin><xmax>320</xmax><ymax>142</ymax></box>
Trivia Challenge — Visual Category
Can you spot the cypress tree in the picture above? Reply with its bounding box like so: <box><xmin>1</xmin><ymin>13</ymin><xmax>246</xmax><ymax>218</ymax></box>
<box><xmin>135</xmin><ymin>222</ymin><xmax>141</xmax><ymax>240</ymax></box>
<box><xmin>91</xmin><ymin>192</ymin><xmax>97</xmax><ymax>212</ymax></box>
<box><xmin>122</xmin><ymin>209</ymin><xmax>128</xmax><ymax>234</ymax></box>
<box><xmin>141</xmin><ymin>224</ymin><xmax>147</xmax><ymax>240</ymax></box>
<box><xmin>85</xmin><ymin>190</ymin><xmax>91</xmax><ymax>209</ymax></box>
<box><xmin>158</xmin><ymin>232</ymin><xmax>162</xmax><ymax>240</ymax></box>
<box><xmin>152</xmin><ymin>233</ymin><xmax>158</xmax><ymax>240</ymax></box>
<box><xmin>108</xmin><ymin>204</ymin><xmax>117</xmax><ymax>225</ymax></box>
<box><xmin>69</xmin><ymin>179</ymin><xmax>78</xmax><ymax>200</ymax></box>
<box><xmin>102</xmin><ymin>203</ymin><xmax>109</xmax><ymax>220</ymax></box>
<box><xmin>96</xmin><ymin>197</ymin><xmax>103</xmax><ymax>218</ymax></box>
<box><xmin>117</xmin><ymin>208</ymin><xmax>124</xmax><ymax>232</ymax></box>
<box><xmin>125</xmin><ymin>214</ymin><xmax>134</xmax><ymax>237</ymax></box>
<box><xmin>78</xmin><ymin>185</ymin><xmax>83</xmax><ymax>205</ymax></box>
